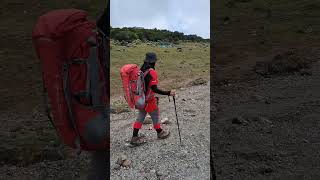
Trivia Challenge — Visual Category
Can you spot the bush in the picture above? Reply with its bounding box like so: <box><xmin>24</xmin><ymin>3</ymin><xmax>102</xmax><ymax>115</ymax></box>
<box><xmin>113</xmin><ymin>31</ymin><xmax>138</xmax><ymax>43</ymax></box>
<box><xmin>110</xmin><ymin>27</ymin><xmax>206</xmax><ymax>43</ymax></box>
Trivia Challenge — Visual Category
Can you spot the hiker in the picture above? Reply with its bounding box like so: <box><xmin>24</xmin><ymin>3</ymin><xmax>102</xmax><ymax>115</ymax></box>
<box><xmin>131</xmin><ymin>52</ymin><xmax>176</xmax><ymax>145</ymax></box>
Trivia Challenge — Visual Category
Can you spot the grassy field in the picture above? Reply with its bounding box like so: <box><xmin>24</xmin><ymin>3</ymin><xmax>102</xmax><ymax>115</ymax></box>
<box><xmin>110</xmin><ymin>41</ymin><xmax>210</xmax><ymax>96</ymax></box>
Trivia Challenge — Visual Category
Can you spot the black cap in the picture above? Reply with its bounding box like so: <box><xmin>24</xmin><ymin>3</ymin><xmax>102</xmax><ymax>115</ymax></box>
<box><xmin>144</xmin><ymin>52</ymin><xmax>158</xmax><ymax>63</ymax></box>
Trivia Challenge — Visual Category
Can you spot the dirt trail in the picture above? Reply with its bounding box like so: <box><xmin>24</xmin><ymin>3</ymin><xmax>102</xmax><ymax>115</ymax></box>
<box><xmin>110</xmin><ymin>82</ymin><xmax>210</xmax><ymax>179</ymax></box>
<box><xmin>212</xmin><ymin>58</ymin><xmax>320</xmax><ymax>179</ymax></box>
<box><xmin>0</xmin><ymin>82</ymin><xmax>210</xmax><ymax>180</ymax></box>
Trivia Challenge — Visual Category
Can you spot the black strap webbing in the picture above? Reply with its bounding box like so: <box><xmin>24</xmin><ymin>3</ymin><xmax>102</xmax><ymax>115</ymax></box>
<box><xmin>87</xmin><ymin>46</ymin><xmax>102</xmax><ymax>108</ymax></box>
<box><xmin>63</xmin><ymin>63</ymin><xmax>81</xmax><ymax>154</ymax></box>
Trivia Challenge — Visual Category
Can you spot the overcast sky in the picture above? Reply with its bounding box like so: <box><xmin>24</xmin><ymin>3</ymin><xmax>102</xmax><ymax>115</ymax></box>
<box><xmin>111</xmin><ymin>0</ymin><xmax>210</xmax><ymax>38</ymax></box>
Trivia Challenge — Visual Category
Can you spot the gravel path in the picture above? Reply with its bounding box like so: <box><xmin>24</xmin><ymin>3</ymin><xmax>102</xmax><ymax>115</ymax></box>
<box><xmin>110</xmin><ymin>82</ymin><xmax>210</xmax><ymax>180</ymax></box>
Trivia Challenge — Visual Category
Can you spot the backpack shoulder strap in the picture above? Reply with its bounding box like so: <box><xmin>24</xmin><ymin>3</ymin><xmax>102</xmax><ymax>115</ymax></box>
<box><xmin>143</xmin><ymin>68</ymin><xmax>153</xmax><ymax>77</ymax></box>
<box><xmin>87</xmin><ymin>44</ymin><xmax>102</xmax><ymax>108</ymax></box>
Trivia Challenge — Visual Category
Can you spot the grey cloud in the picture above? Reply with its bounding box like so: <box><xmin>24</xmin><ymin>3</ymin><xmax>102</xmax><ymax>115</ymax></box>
<box><xmin>111</xmin><ymin>0</ymin><xmax>210</xmax><ymax>38</ymax></box>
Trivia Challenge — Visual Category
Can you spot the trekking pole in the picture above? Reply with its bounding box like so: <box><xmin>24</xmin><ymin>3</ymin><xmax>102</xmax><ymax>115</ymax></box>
<box><xmin>173</xmin><ymin>96</ymin><xmax>182</xmax><ymax>145</ymax></box>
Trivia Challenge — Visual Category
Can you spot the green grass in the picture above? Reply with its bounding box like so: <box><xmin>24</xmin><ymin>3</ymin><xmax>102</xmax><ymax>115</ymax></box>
<box><xmin>110</xmin><ymin>42</ymin><xmax>210</xmax><ymax>96</ymax></box>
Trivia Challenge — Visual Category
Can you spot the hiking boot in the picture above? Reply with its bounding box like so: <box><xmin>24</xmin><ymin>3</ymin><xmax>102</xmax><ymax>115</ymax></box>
<box><xmin>130</xmin><ymin>135</ymin><xmax>146</xmax><ymax>146</ymax></box>
<box><xmin>157</xmin><ymin>129</ymin><xmax>170</xmax><ymax>139</ymax></box>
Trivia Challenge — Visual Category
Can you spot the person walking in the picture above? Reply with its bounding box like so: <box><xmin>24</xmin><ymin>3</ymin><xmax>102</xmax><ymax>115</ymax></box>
<box><xmin>130</xmin><ymin>52</ymin><xmax>176</xmax><ymax>145</ymax></box>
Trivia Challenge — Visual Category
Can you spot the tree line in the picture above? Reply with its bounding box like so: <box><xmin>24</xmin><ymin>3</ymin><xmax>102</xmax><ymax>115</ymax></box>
<box><xmin>110</xmin><ymin>27</ymin><xmax>209</xmax><ymax>43</ymax></box>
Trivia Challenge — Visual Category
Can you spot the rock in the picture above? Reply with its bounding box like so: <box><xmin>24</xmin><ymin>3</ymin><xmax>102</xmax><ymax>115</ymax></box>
<box><xmin>120</xmin><ymin>41</ymin><xmax>128</xmax><ymax>46</ymax></box>
<box><xmin>187</xmin><ymin>78</ymin><xmax>207</xmax><ymax>86</ymax></box>
<box><xmin>182</xmin><ymin>98</ymin><xmax>187</xmax><ymax>101</ymax></box>
<box><xmin>122</xmin><ymin>159</ymin><xmax>131</xmax><ymax>167</ymax></box>
<box><xmin>260</xmin><ymin>117</ymin><xmax>272</xmax><ymax>124</ymax></box>
<box><xmin>185</xmin><ymin>109</ymin><xmax>196</xmax><ymax>113</ymax></box>
<box><xmin>116</xmin><ymin>154</ymin><xmax>127</xmax><ymax>165</ymax></box>
<box><xmin>161</xmin><ymin>118</ymin><xmax>170</xmax><ymax>124</ymax></box>
<box><xmin>150</xmin><ymin>169</ymin><xmax>156</xmax><ymax>173</ymax></box>
<box><xmin>254</xmin><ymin>116</ymin><xmax>272</xmax><ymax>124</ymax></box>
<box><xmin>114</xmin><ymin>164</ymin><xmax>121</xmax><ymax>170</ymax></box>
<box><xmin>232</xmin><ymin>116</ymin><xmax>248</xmax><ymax>125</ymax></box>
<box><xmin>116</xmin><ymin>154</ymin><xmax>131</xmax><ymax>167</ymax></box>
<box><xmin>155</xmin><ymin>170</ymin><xmax>163</xmax><ymax>177</ymax></box>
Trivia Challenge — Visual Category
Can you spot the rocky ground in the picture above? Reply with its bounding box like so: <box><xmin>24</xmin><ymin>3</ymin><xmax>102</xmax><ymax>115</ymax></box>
<box><xmin>110</xmin><ymin>82</ymin><xmax>210</xmax><ymax>180</ymax></box>
<box><xmin>0</xmin><ymin>82</ymin><xmax>210</xmax><ymax>180</ymax></box>
<box><xmin>212</xmin><ymin>49</ymin><xmax>320</xmax><ymax>179</ymax></box>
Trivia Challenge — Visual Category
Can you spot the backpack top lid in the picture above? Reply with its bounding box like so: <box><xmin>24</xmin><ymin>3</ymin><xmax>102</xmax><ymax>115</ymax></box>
<box><xmin>32</xmin><ymin>9</ymin><xmax>93</xmax><ymax>40</ymax></box>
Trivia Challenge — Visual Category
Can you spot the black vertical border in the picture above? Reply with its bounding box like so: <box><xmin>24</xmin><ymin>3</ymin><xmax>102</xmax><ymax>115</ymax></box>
<box><xmin>210</xmin><ymin>0</ymin><xmax>216</xmax><ymax>179</ymax></box>
<box><xmin>96</xmin><ymin>0</ymin><xmax>111</xmax><ymax>178</ymax></box>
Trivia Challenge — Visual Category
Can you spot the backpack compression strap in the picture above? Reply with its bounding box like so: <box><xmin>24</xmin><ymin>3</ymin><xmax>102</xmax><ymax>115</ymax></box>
<box><xmin>63</xmin><ymin>63</ymin><xmax>82</xmax><ymax>154</ymax></box>
<box><xmin>87</xmin><ymin>36</ymin><xmax>103</xmax><ymax>109</ymax></box>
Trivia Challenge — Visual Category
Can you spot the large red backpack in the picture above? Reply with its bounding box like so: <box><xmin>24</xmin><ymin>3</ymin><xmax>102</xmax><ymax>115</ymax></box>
<box><xmin>32</xmin><ymin>9</ymin><xmax>109</xmax><ymax>152</ymax></box>
<box><xmin>120</xmin><ymin>64</ymin><xmax>151</xmax><ymax>109</ymax></box>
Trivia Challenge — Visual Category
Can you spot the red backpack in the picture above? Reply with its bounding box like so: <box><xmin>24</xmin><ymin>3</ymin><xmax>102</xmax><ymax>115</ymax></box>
<box><xmin>32</xmin><ymin>9</ymin><xmax>109</xmax><ymax>152</ymax></box>
<box><xmin>120</xmin><ymin>64</ymin><xmax>151</xmax><ymax>109</ymax></box>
